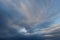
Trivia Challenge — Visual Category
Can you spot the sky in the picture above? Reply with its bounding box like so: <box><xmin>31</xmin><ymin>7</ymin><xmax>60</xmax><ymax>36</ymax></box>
<box><xmin>0</xmin><ymin>0</ymin><xmax>60</xmax><ymax>40</ymax></box>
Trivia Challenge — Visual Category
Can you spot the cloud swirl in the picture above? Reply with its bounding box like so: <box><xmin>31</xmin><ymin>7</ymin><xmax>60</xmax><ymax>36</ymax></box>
<box><xmin>0</xmin><ymin>0</ymin><xmax>60</xmax><ymax>39</ymax></box>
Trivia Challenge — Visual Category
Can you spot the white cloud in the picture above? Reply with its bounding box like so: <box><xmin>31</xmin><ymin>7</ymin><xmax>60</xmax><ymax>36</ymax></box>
<box><xmin>40</xmin><ymin>24</ymin><xmax>60</xmax><ymax>33</ymax></box>
<box><xmin>18</xmin><ymin>27</ymin><xmax>27</xmax><ymax>33</ymax></box>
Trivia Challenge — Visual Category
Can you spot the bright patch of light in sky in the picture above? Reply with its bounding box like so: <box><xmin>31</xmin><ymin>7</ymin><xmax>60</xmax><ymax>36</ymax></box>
<box><xmin>18</xmin><ymin>28</ymin><xmax>27</xmax><ymax>33</ymax></box>
<box><xmin>53</xmin><ymin>18</ymin><xmax>60</xmax><ymax>24</ymax></box>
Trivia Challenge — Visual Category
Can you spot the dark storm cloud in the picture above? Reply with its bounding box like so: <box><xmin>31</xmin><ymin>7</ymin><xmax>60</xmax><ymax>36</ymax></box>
<box><xmin>0</xmin><ymin>0</ymin><xmax>23</xmax><ymax>38</ymax></box>
<box><xmin>0</xmin><ymin>0</ymin><xmax>60</xmax><ymax>40</ymax></box>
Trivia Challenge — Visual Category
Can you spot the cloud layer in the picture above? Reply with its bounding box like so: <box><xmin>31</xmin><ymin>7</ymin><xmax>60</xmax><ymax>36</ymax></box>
<box><xmin>0</xmin><ymin>0</ymin><xmax>60</xmax><ymax>40</ymax></box>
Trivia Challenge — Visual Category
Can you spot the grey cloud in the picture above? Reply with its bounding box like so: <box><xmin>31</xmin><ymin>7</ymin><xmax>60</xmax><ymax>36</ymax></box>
<box><xmin>0</xmin><ymin>0</ymin><xmax>60</xmax><ymax>40</ymax></box>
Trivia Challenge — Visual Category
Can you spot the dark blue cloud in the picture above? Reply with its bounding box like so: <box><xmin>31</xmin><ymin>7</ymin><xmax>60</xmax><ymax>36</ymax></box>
<box><xmin>0</xmin><ymin>0</ymin><xmax>60</xmax><ymax>40</ymax></box>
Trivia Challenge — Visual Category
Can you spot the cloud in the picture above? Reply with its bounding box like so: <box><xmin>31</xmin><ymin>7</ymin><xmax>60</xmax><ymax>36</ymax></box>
<box><xmin>39</xmin><ymin>24</ymin><xmax>60</xmax><ymax>33</ymax></box>
<box><xmin>0</xmin><ymin>0</ymin><xmax>60</xmax><ymax>40</ymax></box>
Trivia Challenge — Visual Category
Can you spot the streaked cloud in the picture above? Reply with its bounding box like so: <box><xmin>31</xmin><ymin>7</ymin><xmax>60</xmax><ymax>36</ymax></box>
<box><xmin>40</xmin><ymin>24</ymin><xmax>60</xmax><ymax>33</ymax></box>
<box><xmin>0</xmin><ymin>0</ymin><xmax>60</xmax><ymax>39</ymax></box>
